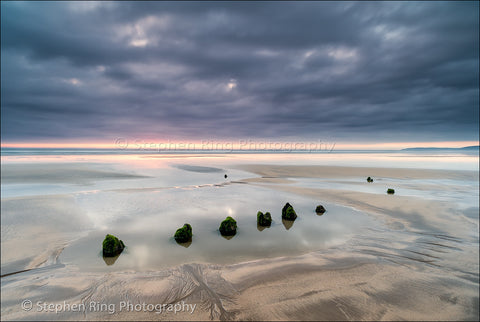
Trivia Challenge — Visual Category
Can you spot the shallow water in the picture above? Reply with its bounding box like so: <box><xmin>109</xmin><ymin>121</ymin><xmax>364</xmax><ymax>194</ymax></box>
<box><xmin>60</xmin><ymin>183</ymin><xmax>376</xmax><ymax>271</ymax></box>
<box><xmin>1</xmin><ymin>152</ymin><xmax>478</xmax><ymax>276</ymax></box>
<box><xmin>290</xmin><ymin>176</ymin><xmax>479</xmax><ymax>209</ymax></box>
<box><xmin>1</xmin><ymin>158</ymin><xmax>377</xmax><ymax>273</ymax></box>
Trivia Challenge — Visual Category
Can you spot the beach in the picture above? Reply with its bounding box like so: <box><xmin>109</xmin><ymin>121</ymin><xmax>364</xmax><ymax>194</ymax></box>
<box><xmin>3</xmin><ymin>1</ymin><xmax>478</xmax><ymax>320</ymax></box>
<box><xmin>1</xmin><ymin>152</ymin><xmax>478</xmax><ymax>320</ymax></box>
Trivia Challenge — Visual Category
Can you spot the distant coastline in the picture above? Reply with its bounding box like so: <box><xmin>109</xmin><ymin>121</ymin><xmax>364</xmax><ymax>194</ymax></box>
<box><xmin>1</xmin><ymin>146</ymin><xmax>479</xmax><ymax>156</ymax></box>
<box><xmin>402</xmin><ymin>145</ymin><xmax>479</xmax><ymax>151</ymax></box>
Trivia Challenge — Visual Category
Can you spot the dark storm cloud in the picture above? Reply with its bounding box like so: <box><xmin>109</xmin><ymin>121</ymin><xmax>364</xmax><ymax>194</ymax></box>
<box><xmin>1</xmin><ymin>1</ymin><xmax>478</xmax><ymax>144</ymax></box>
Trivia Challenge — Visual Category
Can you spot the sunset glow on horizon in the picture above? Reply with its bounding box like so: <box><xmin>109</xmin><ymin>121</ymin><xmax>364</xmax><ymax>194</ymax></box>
<box><xmin>2</xmin><ymin>140</ymin><xmax>478</xmax><ymax>151</ymax></box>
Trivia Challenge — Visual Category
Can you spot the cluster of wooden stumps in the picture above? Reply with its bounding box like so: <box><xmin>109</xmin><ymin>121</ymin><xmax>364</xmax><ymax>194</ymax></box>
<box><xmin>103</xmin><ymin>176</ymin><xmax>396</xmax><ymax>256</ymax></box>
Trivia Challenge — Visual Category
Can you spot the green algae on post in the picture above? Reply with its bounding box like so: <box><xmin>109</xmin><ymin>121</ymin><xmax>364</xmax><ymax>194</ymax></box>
<box><xmin>387</xmin><ymin>188</ymin><xmax>395</xmax><ymax>194</ymax></box>
<box><xmin>219</xmin><ymin>216</ymin><xmax>237</xmax><ymax>236</ymax></box>
<box><xmin>174</xmin><ymin>223</ymin><xmax>193</xmax><ymax>243</ymax></box>
<box><xmin>257</xmin><ymin>211</ymin><xmax>272</xmax><ymax>227</ymax></box>
<box><xmin>282</xmin><ymin>202</ymin><xmax>297</xmax><ymax>221</ymax></box>
<box><xmin>102</xmin><ymin>234</ymin><xmax>125</xmax><ymax>257</ymax></box>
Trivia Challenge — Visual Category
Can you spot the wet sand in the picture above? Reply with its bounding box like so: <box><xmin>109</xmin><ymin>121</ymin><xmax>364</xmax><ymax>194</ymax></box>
<box><xmin>2</xmin><ymin>249</ymin><xmax>478</xmax><ymax>320</ymax></box>
<box><xmin>1</xmin><ymin>162</ymin><xmax>478</xmax><ymax>321</ymax></box>
<box><xmin>237</xmin><ymin>163</ymin><xmax>477</xmax><ymax>180</ymax></box>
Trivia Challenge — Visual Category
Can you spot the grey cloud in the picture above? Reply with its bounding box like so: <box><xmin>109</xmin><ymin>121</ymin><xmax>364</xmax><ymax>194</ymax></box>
<box><xmin>1</xmin><ymin>1</ymin><xmax>478</xmax><ymax>144</ymax></box>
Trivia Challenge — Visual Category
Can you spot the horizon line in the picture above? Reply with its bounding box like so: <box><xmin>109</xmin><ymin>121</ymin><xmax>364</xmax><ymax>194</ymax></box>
<box><xmin>1</xmin><ymin>140</ymin><xmax>478</xmax><ymax>151</ymax></box>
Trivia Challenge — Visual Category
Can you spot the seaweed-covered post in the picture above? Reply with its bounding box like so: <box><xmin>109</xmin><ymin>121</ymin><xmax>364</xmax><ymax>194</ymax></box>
<box><xmin>387</xmin><ymin>188</ymin><xmax>395</xmax><ymax>194</ymax></box>
<box><xmin>174</xmin><ymin>223</ymin><xmax>193</xmax><ymax>243</ymax></box>
<box><xmin>102</xmin><ymin>234</ymin><xmax>125</xmax><ymax>257</ymax></box>
<box><xmin>219</xmin><ymin>216</ymin><xmax>237</xmax><ymax>236</ymax></box>
<box><xmin>315</xmin><ymin>205</ymin><xmax>326</xmax><ymax>214</ymax></box>
<box><xmin>257</xmin><ymin>211</ymin><xmax>272</xmax><ymax>227</ymax></box>
<box><xmin>282</xmin><ymin>202</ymin><xmax>297</xmax><ymax>220</ymax></box>
<box><xmin>367</xmin><ymin>177</ymin><xmax>374</xmax><ymax>182</ymax></box>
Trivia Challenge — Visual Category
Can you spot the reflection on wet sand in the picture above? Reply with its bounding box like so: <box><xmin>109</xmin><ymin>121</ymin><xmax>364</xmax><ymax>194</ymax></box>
<box><xmin>282</xmin><ymin>218</ymin><xmax>295</xmax><ymax>230</ymax></box>
<box><xmin>103</xmin><ymin>254</ymin><xmax>121</xmax><ymax>266</ymax></box>
<box><xmin>256</xmin><ymin>224</ymin><xmax>268</xmax><ymax>232</ymax></box>
<box><xmin>175</xmin><ymin>240</ymin><xmax>192</xmax><ymax>248</ymax></box>
<box><xmin>221</xmin><ymin>234</ymin><xmax>235</xmax><ymax>240</ymax></box>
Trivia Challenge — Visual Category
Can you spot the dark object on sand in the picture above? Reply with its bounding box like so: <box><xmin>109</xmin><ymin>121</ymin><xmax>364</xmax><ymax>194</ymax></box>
<box><xmin>315</xmin><ymin>205</ymin><xmax>326</xmax><ymax>214</ymax></box>
<box><xmin>102</xmin><ymin>234</ymin><xmax>125</xmax><ymax>257</ymax></box>
<box><xmin>282</xmin><ymin>202</ymin><xmax>297</xmax><ymax>220</ymax></box>
<box><xmin>257</xmin><ymin>211</ymin><xmax>272</xmax><ymax>227</ymax></box>
<box><xmin>174</xmin><ymin>223</ymin><xmax>193</xmax><ymax>243</ymax></box>
<box><xmin>387</xmin><ymin>188</ymin><xmax>395</xmax><ymax>194</ymax></box>
<box><xmin>224</xmin><ymin>174</ymin><xmax>228</xmax><ymax>178</ymax></box>
<box><xmin>367</xmin><ymin>176</ymin><xmax>374</xmax><ymax>182</ymax></box>
<box><xmin>219</xmin><ymin>216</ymin><xmax>237</xmax><ymax>236</ymax></box>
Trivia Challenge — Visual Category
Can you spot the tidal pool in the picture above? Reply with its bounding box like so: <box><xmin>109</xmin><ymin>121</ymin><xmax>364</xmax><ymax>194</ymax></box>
<box><xmin>59</xmin><ymin>181</ymin><xmax>375</xmax><ymax>271</ymax></box>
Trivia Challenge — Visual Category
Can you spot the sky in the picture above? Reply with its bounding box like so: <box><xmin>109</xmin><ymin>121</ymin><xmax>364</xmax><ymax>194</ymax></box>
<box><xmin>1</xmin><ymin>1</ymin><xmax>479</xmax><ymax>149</ymax></box>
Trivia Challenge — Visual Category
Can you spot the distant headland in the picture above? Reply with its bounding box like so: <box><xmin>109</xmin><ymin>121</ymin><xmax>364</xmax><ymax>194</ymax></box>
<box><xmin>402</xmin><ymin>145</ymin><xmax>479</xmax><ymax>151</ymax></box>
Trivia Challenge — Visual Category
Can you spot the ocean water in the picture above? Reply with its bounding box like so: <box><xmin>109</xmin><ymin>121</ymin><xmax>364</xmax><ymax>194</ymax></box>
<box><xmin>1</xmin><ymin>149</ymin><xmax>478</xmax><ymax>275</ymax></box>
